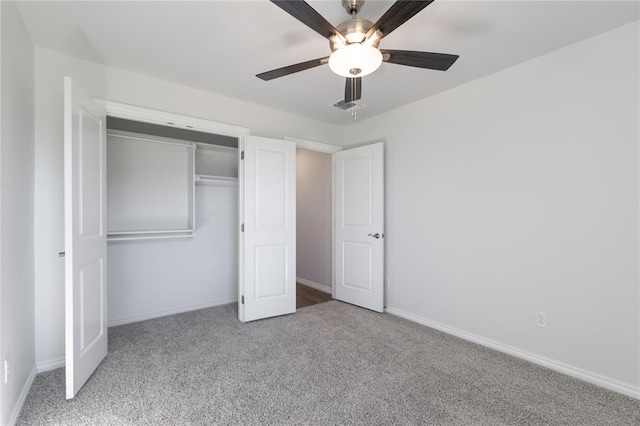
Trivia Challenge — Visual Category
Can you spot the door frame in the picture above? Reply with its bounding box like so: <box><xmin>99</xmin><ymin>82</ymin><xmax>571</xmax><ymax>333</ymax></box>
<box><xmin>97</xmin><ymin>100</ymin><xmax>251</xmax><ymax>316</ymax></box>
<box><xmin>98</xmin><ymin>101</ymin><xmax>251</xmax><ymax>141</ymax></box>
<box><xmin>284</xmin><ymin>137</ymin><xmax>342</xmax><ymax>298</ymax></box>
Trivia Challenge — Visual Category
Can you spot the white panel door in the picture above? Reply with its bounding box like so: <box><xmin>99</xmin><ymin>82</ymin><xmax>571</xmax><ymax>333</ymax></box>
<box><xmin>64</xmin><ymin>77</ymin><xmax>108</xmax><ymax>399</ymax></box>
<box><xmin>334</xmin><ymin>143</ymin><xmax>384</xmax><ymax>312</ymax></box>
<box><xmin>240</xmin><ymin>136</ymin><xmax>296</xmax><ymax>322</ymax></box>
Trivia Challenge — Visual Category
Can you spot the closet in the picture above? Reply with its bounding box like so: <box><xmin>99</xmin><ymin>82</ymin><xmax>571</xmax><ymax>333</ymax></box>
<box><xmin>105</xmin><ymin>118</ymin><xmax>239</xmax><ymax>326</ymax></box>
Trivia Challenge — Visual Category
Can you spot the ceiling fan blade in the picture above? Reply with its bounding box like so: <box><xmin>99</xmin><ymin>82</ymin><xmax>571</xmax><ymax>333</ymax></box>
<box><xmin>256</xmin><ymin>57</ymin><xmax>329</xmax><ymax>81</ymax></box>
<box><xmin>271</xmin><ymin>0</ymin><xmax>346</xmax><ymax>44</ymax></box>
<box><xmin>365</xmin><ymin>1</ymin><xmax>434</xmax><ymax>41</ymax></box>
<box><xmin>381</xmin><ymin>50</ymin><xmax>459</xmax><ymax>71</ymax></box>
<box><xmin>345</xmin><ymin>77</ymin><xmax>362</xmax><ymax>103</ymax></box>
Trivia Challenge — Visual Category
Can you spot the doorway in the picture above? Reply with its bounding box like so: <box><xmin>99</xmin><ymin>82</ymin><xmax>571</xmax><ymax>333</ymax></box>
<box><xmin>296</xmin><ymin>148</ymin><xmax>333</xmax><ymax>308</ymax></box>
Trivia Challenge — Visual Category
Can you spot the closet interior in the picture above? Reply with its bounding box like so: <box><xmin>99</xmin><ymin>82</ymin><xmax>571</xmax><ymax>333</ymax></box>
<box><xmin>104</xmin><ymin>117</ymin><xmax>334</xmax><ymax>325</ymax></box>
<box><xmin>105</xmin><ymin>118</ymin><xmax>239</xmax><ymax>326</ymax></box>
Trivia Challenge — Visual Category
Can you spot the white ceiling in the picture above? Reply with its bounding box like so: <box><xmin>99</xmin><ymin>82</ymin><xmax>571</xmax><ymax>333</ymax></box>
<box><xmin>16</xmin><ymin>1</ymin><xmax>639</xmax><ymax>126</ymax></box>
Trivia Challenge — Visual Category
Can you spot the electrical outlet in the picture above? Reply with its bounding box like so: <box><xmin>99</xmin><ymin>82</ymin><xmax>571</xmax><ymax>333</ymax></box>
<box><xmin>535</xmin><ymin>311</ymin><xmax>548</xmax><ymax>328</ymax></box>
<box><xmin>3</xmin><ymin>359</ymin><xmax>9</xmax><ymax>384</ymax></box>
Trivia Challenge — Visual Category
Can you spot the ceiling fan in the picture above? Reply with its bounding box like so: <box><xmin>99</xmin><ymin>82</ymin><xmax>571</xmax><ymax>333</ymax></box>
<box><xmin>257</xmin><ymin>0</ymin><xmax>459</xmax><ymax>104</ymax></box>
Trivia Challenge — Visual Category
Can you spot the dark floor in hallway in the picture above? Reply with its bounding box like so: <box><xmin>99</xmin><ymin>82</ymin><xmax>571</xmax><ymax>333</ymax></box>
<box><xmin>296</xmin><ymin>283</ymin><xmax>332</xmax><ymax>308</ymax></box>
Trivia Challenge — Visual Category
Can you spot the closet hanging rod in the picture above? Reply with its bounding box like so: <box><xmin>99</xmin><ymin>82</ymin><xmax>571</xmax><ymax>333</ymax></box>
<box><xmin>107</xmin><ymin>233</ymin><xmax>195</xmax><ymax>242</ymax></box>
<box><xmin>107</xmin><ymin>229</ymin><xmax>195</xmax><ymax>236</ymax></box>
<box><xmin>195</xmin><ymin>175</ymin><xmax>238</xmax><ymax>183</ymax></box>
<box><xmin>194</xmin><ymin>142</ymin><xmax>239</xmax><ymax>153</ymax></box>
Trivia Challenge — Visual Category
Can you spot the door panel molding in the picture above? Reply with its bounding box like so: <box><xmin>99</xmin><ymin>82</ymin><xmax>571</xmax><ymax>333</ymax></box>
<box><xmin>240</xmin><ymin>136</ymin><xmax>296</xmax><ymax>322</ymax></box>
<box><xmin>64</xmin><ymin>77</ymin><xmax>108</xmax><ymax>399</ymax></box>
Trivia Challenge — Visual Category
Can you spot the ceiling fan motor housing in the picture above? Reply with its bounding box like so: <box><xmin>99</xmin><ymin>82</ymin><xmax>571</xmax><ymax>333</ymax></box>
<box><xmin>330</xmin><ymin>18</ymin><xmax>381</xmax><ymax>51</ymax></box>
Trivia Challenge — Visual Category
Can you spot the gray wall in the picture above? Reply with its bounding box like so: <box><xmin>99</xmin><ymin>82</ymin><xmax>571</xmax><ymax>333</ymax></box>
<box><xmin>0</xmin><ymin>1</ymin><xmax>36</xmax><ymax>423</ymax></box>
<box><xmin>344</xmin><ymin>22</ymin><xmax>640</xmax><ymax>397</ymax></box>
<box><xmin>296</xmin><ymin>149</ymin><xmax>332</xmax><ymax>292</ymax></box>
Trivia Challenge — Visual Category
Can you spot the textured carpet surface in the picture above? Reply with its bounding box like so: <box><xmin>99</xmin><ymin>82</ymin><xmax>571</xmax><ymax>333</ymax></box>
<box><xmin>18</xmin><ymin>301</ymin><xmax>639</xmax><ymax>425</ymax></box>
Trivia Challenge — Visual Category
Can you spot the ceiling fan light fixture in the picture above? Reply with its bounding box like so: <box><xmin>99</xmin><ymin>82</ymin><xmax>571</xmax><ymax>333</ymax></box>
<box><xmin>345</xmin><ymin>31</ymin><xmax>366</xmax><ymax>44</ymax></box>
<box><xmin>328</xmin><ymin>43</ymin><xmax>382</xmax><ymax>78</ymax></box>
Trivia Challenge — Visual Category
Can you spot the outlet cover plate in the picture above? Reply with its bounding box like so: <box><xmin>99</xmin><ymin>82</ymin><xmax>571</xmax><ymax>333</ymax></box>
<box><xmin>535</xmin><ymin>311</ymin><xmax>548</xmax><ymax>328</ymax></box>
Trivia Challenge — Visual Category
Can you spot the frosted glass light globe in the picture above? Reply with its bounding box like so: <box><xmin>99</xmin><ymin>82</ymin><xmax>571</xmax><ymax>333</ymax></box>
<box><xmin>328</xmin><ymin>43</ymin><xmax>383</xmax><ymax>78</ymax></box>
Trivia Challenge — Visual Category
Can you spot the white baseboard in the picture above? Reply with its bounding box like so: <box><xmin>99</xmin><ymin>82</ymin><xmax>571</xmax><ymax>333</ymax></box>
<box><xmin>36</xmin><ymin>357</ymin><xmax>64</xmax><ymax>373</ymax></box>
<box><xmin>296</xmin><ymin>277</ymin><xmax>332</xmax><ymax>294</ymax></box>
<box><xmin>385</xmin><ymin>306</ymin><xmax>640</xmax><ymax>400</ymax></box>
<box><xmin>7</xmin><ymin>366</ymin><xmax>37</xmax><ymax>426</ymax></box>
<box><xmin>108</xmin><ymin>297</ymin><xmax>238</xmax><ymax>327</ymax></box>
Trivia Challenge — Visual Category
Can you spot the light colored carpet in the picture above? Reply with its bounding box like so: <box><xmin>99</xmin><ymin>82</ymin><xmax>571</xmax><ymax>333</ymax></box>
<box><xmin>18</xmin><ymin>301</ymin><xmax>639</xmax><ymax>425</ymax></box>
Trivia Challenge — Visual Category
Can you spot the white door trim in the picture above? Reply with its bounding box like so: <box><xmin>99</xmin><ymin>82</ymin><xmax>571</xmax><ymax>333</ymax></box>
<box><xmin>97</xmin><ymin>100</ymin><xmax>250</xmax><ymax>312</ymax></box>
<box><xmin>97</xmin><ymin>100</ymin><xmax>251</xmax><ymax>139</ymax></box>
<box><xmin>286</xmin><ymin>136</ymin><xmax>342</xmax><ymax>298</ymax></box>
<box><xmin>284</xmin><ymin>136</ymin><xmax>343</xmax><ymax>154</ymax></box>
<box><xmin>239</xmin><ymin>134</ymin><xmax>340</xmax><ymax>313</ymax></box>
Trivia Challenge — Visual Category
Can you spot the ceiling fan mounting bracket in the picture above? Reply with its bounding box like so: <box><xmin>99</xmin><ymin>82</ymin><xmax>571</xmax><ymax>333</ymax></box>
<box><xmin>342</xmin><ymin>0</ymin><xmax>365</xmax><ymax>16</ymax></box>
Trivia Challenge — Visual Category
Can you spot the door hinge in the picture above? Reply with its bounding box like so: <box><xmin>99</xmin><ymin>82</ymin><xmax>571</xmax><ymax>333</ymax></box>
<box><xmin>241</xmin><ymin>151</ymin><xmax>244</xmax><ymax>160</ymax></box>
<box><xmin>241</xmin><ymin>295</ymin><xmax>245</xmax><ymax>305</ymax></box>
<box><xmin>241</xmin><ymin>223</ymin><xmax>244</xmax><ymax>232</ymax></box>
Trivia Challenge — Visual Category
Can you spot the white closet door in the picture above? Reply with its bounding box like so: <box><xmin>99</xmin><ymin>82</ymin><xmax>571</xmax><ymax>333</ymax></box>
<box><xmin>64</xmin><ymin>77</ymin><xmax>108</xmax><ymax>399</ymax></box>
<box><xmin>334</xmin><ymin>142</ymin><xmax>385</xmax><ymax>312</ymax></box>
<box><xmin>239</xmin><ymin>136</ymin><xmax>296</xmax><ymax>322</ymax></box>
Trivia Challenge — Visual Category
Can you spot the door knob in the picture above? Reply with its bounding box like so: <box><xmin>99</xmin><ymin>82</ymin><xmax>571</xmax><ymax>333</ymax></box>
<box><xmin>368</xmin><ymin>233</ymin><xmax>382</xmax><ymax>239</ymax></box>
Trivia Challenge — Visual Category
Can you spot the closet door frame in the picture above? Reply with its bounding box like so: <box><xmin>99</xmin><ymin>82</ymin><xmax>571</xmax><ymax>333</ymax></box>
<box><xmin>98</xmin><ymin>100</ymin><xmax>250</xmax><ymax>304</ymax></box>
<box><xmin>97</xmin><ymin>101</ymin><xmax>345</xmax><ymax>320</ymax></box>
<box><xmin>99</xmin><ymin>101</ymin><xmax>250</xmax><ymax>141</ymax></box>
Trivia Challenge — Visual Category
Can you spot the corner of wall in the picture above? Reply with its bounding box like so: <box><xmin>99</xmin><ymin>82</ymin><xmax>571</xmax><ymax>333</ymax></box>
<box><xmin>4</xmin><ymin>367</ymin><xmax>36</xmax><ymax>426</ymax></box>
<box><xmin>0</xmin><ymin>0</ymin><xmax>4</xmax><ymax>422</ymax></box>
<box><xmin>0</xmin><ymin>1</ymin><xmax>37</xmax><ymax>424</ymax></box>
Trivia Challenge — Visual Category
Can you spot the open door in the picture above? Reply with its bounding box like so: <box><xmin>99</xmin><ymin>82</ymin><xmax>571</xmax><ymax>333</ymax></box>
<box><xmin>334</xmin><ymin>143</ymin><xmax>384</xmax><ymax>312</ymax></box>
<box><xmin>64</xmin><ymin>77</ymin><xmax>108</xmax><ymax>399</ymax></box>
<box><xmin>239</xmin><ymin>136</ymin><xmax>296</xmax><ymax>322</ymax></box>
